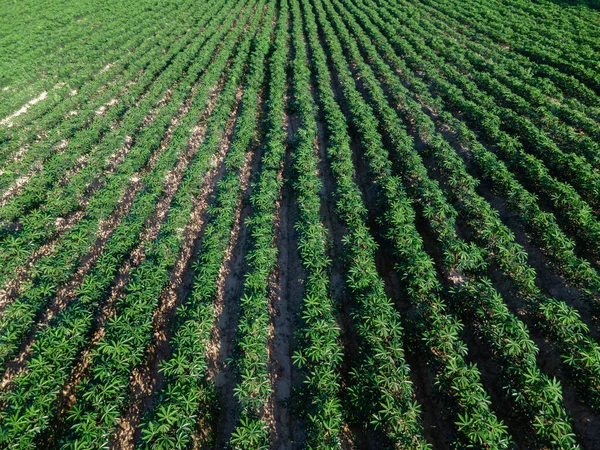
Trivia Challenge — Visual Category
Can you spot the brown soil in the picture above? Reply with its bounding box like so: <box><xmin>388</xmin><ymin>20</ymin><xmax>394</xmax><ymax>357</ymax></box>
<box><xmin>534</xmin><ymin>336</ymin><xmax>600</xmax><ymax>450</ymax></box>
<box><xmin>401</xmin><ymin>103</ymin><xmax>568</xmax><ymax>447</ymax></box>
<box><xmin>429</xmin><ymin>111</ymin><xmax>595</xmax><ymax>325</ymax></box>
<box><xmin>4</xmin><ymin>2</ymin><xmax>600</xmax><ymax>449</ymax></box>
<box><xmin>209</xmin><ymin>144</ymin><xmax>261</xmax><ymax>446</ymax></box>
<box><xmin>206</xmin><ymin>78</ymin><xmax>269</xmax><ymax>446</ymax></box>
<box><xmin>352</xmin><ymin>107</ymin><xmax>454</xmax><ymax>447</ymax></box>
<box><xmin>0</xmin><ymin>71</ymin><xmax>221</xmax><ymax>395</ymax></box>
<box><xmin>375</xmin><ymin>242</ymin><xmax>454</xmax><ymax>449</ymax></box>
<box><xmin>0</xmin><ymin>74</ymin><xmax>165</xmax><ymax>212</ymax></box>
<box><xmin>110</xmin><ymin>84</ymin><xmax>243</xmax><ymax>450</ymax></box>
<box><xmin>0</xmin><ymin>91</ymin><xmax>48</xmax><ymax>127</ymax></box>
<box><xmin>481</xmin><ymin>185</ymin><xmax>600</xmax><ymax>339</ymax></box>
<box><xmin>315</xmin><ymin>103</ymin><xmax>370</xmax><ymax>450</ymax></box>
<box><xmin>99</xmin><ymin>63</ymin><xmax>115</xmax><ymax>75</ymax></box>
<box><xmin>325</xmin><ymin>40</ymin><xmax>447</xmax><ymax>447</ymax></box>
<box><xmin>314</xmin><ymin>109</ymin><xmax>356</xmax><ymax>450</ymax></box>
<box><xmin>334</xmin><ymin>25</ymin><xmax>540</xmax><ymax>446</ymax></box>
<box><xmin>95</xmin><ymin>97</ymin><xmax>119</xmax><ymax>116</ymax></box>
<box><xmin>460</xmin><ymin>320</ymin><xmax>534</xmax><ymax>449</ymax></box>
<box><xmin>265</xmin><ymin>108</ymin><xmax>305</xmax><ymax>449</ymax></box>
<box><xmin>0</xmin><ymin>208</ymin><xmax>85</xmax><ymax>313</ymax></box>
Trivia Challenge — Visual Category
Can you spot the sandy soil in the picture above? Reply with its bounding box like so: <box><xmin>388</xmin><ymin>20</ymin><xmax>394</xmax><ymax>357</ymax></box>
<box><xmin>0</xmin><ymin>91</ymin><xmax>48</xmax><ymax>127</ymax></box>
<box><xmin>111</xmin><ymin>84</ymin><xmax>243</xmax><ymax>450</ymax></box>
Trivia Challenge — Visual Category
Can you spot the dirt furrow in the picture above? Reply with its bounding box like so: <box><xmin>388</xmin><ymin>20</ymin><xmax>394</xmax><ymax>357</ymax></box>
<box><xmin>484</xmin><ymin>269</ymin><xmax>600</xmax><ymax>448</ymax></box>
<box><xmin>0</xmin><ymin>88</ymin><xmax>184</xmax><ymax>312</ymax></box>
<box><xmin>429</xmin><ymin>117</ymin><xmax>600</xmax><ymax>338</ymax></box>
<box><xmin>210</xmin><ymin>124</ymin><xmax>264</xmax><ymax>447</ymax></box>
<box><xmin>0</xmin><ymin>80</ymin><xmax>123</xmax><ymax>177</ymax></box>
<box><xmin>0</xmin><ymin>78</ymin><xmax>221</xmax><ymax>394</ymax></box>
<box><xmin>111</xmin><ymin>86</ymin><xmax>244</xmax><ymax>450</ymax></box>
<box><xmin>0</xmin><ymin>91</ymin><xmax>48</xmax><ymax>127</ymax></box>
<box><xmin>310</xmin><ymin>76</ymin><xmax>358</xmax><ymax>447</ymax></box>
<box><xmin>265</xmin><ymin>108</ymin><xmax>304</xmax><ymax>448</ymax></box>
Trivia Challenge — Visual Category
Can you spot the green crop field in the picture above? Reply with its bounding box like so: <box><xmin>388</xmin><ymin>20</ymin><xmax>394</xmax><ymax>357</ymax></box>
<box><xmin>0</xmin><ymin>0</ymin><xmax>599</xmax><ymax>448</ymax></box>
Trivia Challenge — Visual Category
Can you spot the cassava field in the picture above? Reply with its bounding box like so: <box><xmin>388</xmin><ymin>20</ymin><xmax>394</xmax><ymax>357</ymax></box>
<box><xmin>1</xmin><ymin>0</ymin><xmax>600</xmax><ymax>448</ymax></box>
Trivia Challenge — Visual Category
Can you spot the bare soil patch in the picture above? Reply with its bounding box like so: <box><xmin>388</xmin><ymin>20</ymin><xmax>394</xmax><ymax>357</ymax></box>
<box><xmin>0</xmin><ymin>91</ymin><xmax>48</xmax><ymax>127</ymax></box>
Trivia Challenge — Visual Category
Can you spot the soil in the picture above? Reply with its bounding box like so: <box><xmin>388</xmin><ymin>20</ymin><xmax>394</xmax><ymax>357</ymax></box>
<box><xmin>314</xmin><ymin>104</ymin><xmax>356</xmax><ymax>449</ymax></box>
<box><xmin>209</xmin><ymin>149</ymin><xmax>258</xmax><ymax>446</ymax></box>
<box><xmin>0</xmin><ymin>91</ymin><xmax>48</xmax><ymax>127</ymax></box>
<box><xmin>209</xmin><ymin>102</ymin><xmax>265</xmax><ymax>447</ymax></box>
<box><xmin>266</xmin><ymin>108</ymin><xmax>305</xmax><ymax>448</ymax></box>
<box><xmin>110</xmin><ymin>84</ymin><xmax>244</xmax><ymax>450</ymax></box>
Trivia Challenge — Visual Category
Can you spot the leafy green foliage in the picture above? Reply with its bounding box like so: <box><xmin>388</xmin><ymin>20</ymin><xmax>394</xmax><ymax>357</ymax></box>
<box><xmin>1</xmin><ymin>0</ymin><xmax>600</xmax><ymax>447</ymax></box>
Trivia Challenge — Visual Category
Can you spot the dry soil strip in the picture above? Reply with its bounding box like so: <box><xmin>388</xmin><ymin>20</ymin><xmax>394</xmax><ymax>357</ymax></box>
<box><xmin>111</xmin><ymin>86</ymin><xmax>244</xmax><ymax>450</ymax></box>
<box><xmin>0</xmin><ymin>78</ymin><xmax>222</xmax><ymax>393</ymax></box>
<box><xmin>0</xmin><ymin>91</ymin><xmax>48</xmax><ymax>127</ymax></box>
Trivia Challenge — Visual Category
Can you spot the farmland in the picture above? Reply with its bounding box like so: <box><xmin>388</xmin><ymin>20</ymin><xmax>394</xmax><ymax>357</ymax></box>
<box><xmin>1</xmin><ymin>0</ymin><xmax>600</xmax><ymax>448</ymax></box>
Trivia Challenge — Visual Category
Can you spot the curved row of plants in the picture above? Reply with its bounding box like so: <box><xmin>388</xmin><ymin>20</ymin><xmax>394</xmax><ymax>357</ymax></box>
<box><xmin>372</xmin><ymin>0</ymin><xmax>600</xmax><ymax>215</ymax></box>
<box><xmin>322</xmin><ymin>0</ymin><xmax>595</xmax><ymax>446</ymax></box>
<box><xmin>415</xmin><ymin>0</ymin><xmax>600</xmax><ymax>112</ymax></box>
<box><xmin>409</xmin><ymin>0</ymin><xmax>600</xmax><ymax>129</ymax></box>
<box><xmin>393</xmin><ymin>4</ymin><xmax>600</xmax><ymax>171</ymax></box>
<box><xmin>353</xmin><ymin>0</ymin><xmax>600</xmax><ymax>305</ymax></box>
<box><xmin>344</xmin><ymin>0</ymin><xmax>600</xmax><ymax>416</ymax></box>
<box><xmin>0</xmin><ymin>0</ymin><xmax>248</xmax><ymax>374</ymax></box>
<box><xmin>315</xmin><ymin>0</ymin><xmax>542</xmax><ymax>446</ymax></box>
<box><xmin>0</xmin><ymin>0</ymin><xmax>221</xmax><ymax>211</ymax></box>
<box><xmin>0</xmin><ymin>2</ymin><xmax>259</xmax><ymax>447</ymax></box>
<box><xmin>424</xmin><ymin>0</ymin><xmax>600</xmax><ymax>94</ymax></box>
<box><xmin>138</xmin><ymin>1</ymin><xmax>275</xmax><ymax>447</ymax></box>
<box><xmin>301</xmin><ymin>0</ymin><xmax>430</xmax><ymax>446</ymax></box>
<box><xmin>287</xmin><ymin>0</ymin><xmax>344</xmax><ymax>446</ymax></box>
<box><xmin>378</xmin><ymin>0</ymin><xmax>600</xmax><ymax>262</ymax></box>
